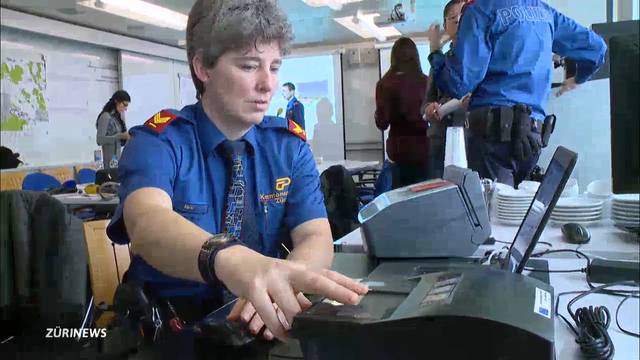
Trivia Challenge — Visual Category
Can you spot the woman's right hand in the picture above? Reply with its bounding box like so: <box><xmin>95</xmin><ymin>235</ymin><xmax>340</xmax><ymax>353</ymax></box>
<box><xmin>425</xmin><ymin>102</ymin><xmax>441</xmax><ymax>122</ymax></box>
<box><xmin>117</xmin><ymin>132</ymin><xmax>131</xmax><ymax>141</ymax></box>
<box><xmin>214</xmin><ymin>245</ymin><xmax>368</xmax><ymax>341</ymax></box>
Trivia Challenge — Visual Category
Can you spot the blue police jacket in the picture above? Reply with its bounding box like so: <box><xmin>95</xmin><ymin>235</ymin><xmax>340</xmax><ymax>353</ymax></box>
<box><xmin>429</xmin><ymin>0</ymin><xmax>607</xmax><ymax>120</ymax></box>
<box><xmin>286</xmin><ymin>96</ymin><xmax>305</xmax><ymax>130</ymax></box>
<box><xmin>106</xmin><ymin>102</ymin><xmax>326</xmax><ymax>297</ymax></box>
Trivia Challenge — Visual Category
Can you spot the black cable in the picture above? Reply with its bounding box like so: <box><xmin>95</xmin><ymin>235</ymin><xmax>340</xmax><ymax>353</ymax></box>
<box><xmin>525</xmin><ymin>248</ymin><xmax>589</xmax><ymax>273</ymax></box>
<box><xmin>555</xmin><ymin>281</ymin><xmax>640</xmax><ymax>360</ymax></box>
<box><xmin>531</xmin><ymin>249</ymin><xmax>638</xmax><ymax>295</ymax></box>
<box><xmin>615</xmin><ymin>295</ymin><xmax>640</xmax><ymax>338</ymax></box>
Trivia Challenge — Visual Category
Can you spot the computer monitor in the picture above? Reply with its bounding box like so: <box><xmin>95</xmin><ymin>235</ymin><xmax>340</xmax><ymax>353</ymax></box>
<box><xmin>609</xmin><ymin>32</ymin><xmax>640</xmax><ymax>194</ymax></box>
<box><xmin>503</xmin><ymin>146</ymin><xmax>578</xmax><ymax>273</ymax></box>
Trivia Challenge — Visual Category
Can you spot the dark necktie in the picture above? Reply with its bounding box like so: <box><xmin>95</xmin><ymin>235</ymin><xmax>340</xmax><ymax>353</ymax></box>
<box><xmin>220</xmin><ymin>140</ymin><xmax>246</xmax><ymax>240</ymax></box>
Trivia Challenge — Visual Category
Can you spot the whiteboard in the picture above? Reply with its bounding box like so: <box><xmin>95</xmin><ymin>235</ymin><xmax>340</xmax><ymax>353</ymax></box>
<box><xmin>0</xmin><ymin>27</ymin><xmax>118</xmax><ymax>167</ymax></box>
<box><xmin>120</xmin><ymin>51</ymin><xmax>177</xmax><ymax>127</ymax></box>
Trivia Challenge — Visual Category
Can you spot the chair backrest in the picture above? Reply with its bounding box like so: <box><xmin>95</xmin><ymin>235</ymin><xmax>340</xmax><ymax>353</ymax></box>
<box><xmin>320</xmin><ymin>165</ymin><xmax>359</xmax><ymax>240</ymax></box>
<box><xmin>76</xmin><ymin>168</ymin><xmax>97</xmax><ymax>184</ymax></box>
<box><xmin>374</xmin><ymin>160</ymin><xmax>395</xmax><ymax>197</ymax></box>
<box><xmin>41</xmin><ymin>166</ymin><xmax>74</xmax><ymax>184</ymax></box>
<box><xmin>1</xmin><ymin>170</ymin><xmax>28</xmax><ymax>191</ymax></box>
<box><xmin>22</xmin><ymin>172</ymin><xmax>61</xmax><ymax>191</ymax></box>
<box><xmin>83</xmin><ymin>220</ymin><xmax>131</xmax><ymax>328</ymax></box>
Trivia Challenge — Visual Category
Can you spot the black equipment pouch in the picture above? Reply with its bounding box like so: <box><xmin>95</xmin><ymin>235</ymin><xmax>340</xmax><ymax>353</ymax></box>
<box><xmin>511</xmin><ymin>105</ymin><xmax>538</xmax><ymax>162</ymax></box>
<box><xmin>541</xmin><ymin>114</ymin><xmax>556</xmax><ymax>147</ymax></box>
<box><xmin>498</xmin><ymin>107</ymin><xmax>514</xmax><ymax>142</ymax></box>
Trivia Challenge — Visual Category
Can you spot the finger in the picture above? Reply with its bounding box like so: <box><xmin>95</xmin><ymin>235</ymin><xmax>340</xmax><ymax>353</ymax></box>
<box><xmin>291</xmin><ymin>271</ymin><xmax>361</xmax><ymax>306</ymax></box>
<box><xmin>249</xmin><ymin>290</ymin><xmax>286</xmax><ymax>341</ymax></box>
<box><xmin>263</xmin><ymin>328</ymin><xmax>274</xmax><ymax>341</ymax></box>
<box><xmin>239</xmin><ymin>301</ymin><xmax>257</xmax><ymax>323</ymax></box>
<box><xmin>297</xmin><ymin>293</ymin><xmax>313</xmax><ymax>310</ymax></box>
<box><xmin>227</xmin><ymin>298</ymin><xmax>247</xmax><ymax>321</ymax></box>
<box><xmin>321</xmin><ymin>269</ymin><xmax>369</xmax><ymax>295</ymax></box>
<box><xmin>247</xmin><ymin>311</ymin><xmax>265</xmax><ymax>335</ymax></box>
<box><xmin>275</xmin><ymin>306</ymin><xmax>290</xmax><ymax>330</ymax></box>
<box><xmin>270</xmin><ymin>284</ymin><xmax>301</xmax><ymax>329</ymax></box>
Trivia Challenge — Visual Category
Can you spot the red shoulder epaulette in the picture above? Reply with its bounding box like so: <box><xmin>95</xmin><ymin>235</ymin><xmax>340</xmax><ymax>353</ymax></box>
<box><xmin>144</xmin><ymin>110</ymin><xmax>178</xmax><ymax>134</ymax></box>
<box><xmin>287</xmin><ymin>119</ymin><xmax>307</xmax><ymax>142</ymax></box>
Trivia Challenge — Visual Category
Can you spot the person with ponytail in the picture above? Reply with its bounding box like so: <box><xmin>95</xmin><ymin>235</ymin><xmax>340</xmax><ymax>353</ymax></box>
<box><xmin>96</xmin><ymin>90</ymin><xmax>131</xmax><ymax>168</ymax></box>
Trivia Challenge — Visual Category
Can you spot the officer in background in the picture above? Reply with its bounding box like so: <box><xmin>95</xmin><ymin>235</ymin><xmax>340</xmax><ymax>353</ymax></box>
<box><xmin>423</xmin><ymin>0</ymin><xmax>466</xmax><ymax>179</ymax></box>
<box><xmin>427</xmin><ymin>0</ymin><xmax>606</xmax><ymax>186</ymax></box>
<box><xmin>106</xmin><ymin>0</ymin><xmax>367</xmax><ymax>349</ymax></box>
<box><xmin>282</xmin><ymin>82</ymin><xmax>306</xmax><ymax>130</ymax></box>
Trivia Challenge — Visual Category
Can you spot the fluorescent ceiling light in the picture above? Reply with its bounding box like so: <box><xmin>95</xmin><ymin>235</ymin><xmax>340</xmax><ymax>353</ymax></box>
<box><xmin>302</xmin><ymin>0</ymin><xmax>362</xmax><ymax>11</ymax></box>
<box><xmin>77</xmin><ymin>0</ymin><xmax>187</xmax><ymax>31</ymax></box>
<box><xmin>334</xmin><ymin>11</ymin><xmax>402</xmax><ymax>42</ymax></box>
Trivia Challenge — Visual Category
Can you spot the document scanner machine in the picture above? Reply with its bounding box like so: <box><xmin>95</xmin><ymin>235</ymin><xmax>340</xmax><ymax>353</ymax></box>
<box><xmin>358</xmin><ymin>166</ymin><xmax>491</xmax><ymax>258</ymax></box>
<box><xmin>292</xmin><ymin>146</ymin><xmax>579</xmax><ymax>360</ymax></box>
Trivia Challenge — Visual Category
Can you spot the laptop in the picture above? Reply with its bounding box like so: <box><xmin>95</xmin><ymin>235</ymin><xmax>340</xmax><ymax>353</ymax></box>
<box><xmin>502</xmin><ymin>146</ymin><xmax>578</xmax><ymax>273</ymax></box>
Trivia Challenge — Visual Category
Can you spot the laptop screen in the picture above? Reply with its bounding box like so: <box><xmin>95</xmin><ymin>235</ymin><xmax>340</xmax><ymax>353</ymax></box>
<box><xmin>504</xmin><ymin>146</ymin><xmax>578</xmax><ymax>273</ymax></box>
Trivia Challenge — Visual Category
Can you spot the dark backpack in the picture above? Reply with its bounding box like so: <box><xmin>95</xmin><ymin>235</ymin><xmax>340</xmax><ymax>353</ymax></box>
<box><xmin>320</xmin><ymin>165</ymin><xmax>359</xmax><ymax>240</ymax></box>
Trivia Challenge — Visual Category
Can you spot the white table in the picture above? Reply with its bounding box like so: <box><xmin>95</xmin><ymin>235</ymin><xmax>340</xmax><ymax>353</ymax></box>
<box><xmin>335</xmin><ymin>220</ymin><xmax>640</xmax><ymax>260</ymax></box>
<box><xmin>549</xmin><ymin>259</ymin><xmax>639</xmax><ymax>360</ymax></box>
<box><xmin>316</xmin><ymin>160</ymin><xmax>380</xmax><ymax>175</ymax></box>
<box><xmin>333</xmin><ymin>224</ymin><xmax>639</xmax><ymax>359</ymax></box>
<box><xmin>52</xmin><ymin>193</ymin><xmax>119</xmax><ymax>206</ymax></box>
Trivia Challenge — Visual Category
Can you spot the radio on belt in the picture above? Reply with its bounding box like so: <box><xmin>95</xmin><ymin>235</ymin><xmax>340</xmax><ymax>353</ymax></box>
<box><xmin>358</xmin><ymin>165</ymin><xmax>491</xmax><ymax>259</ymax></box>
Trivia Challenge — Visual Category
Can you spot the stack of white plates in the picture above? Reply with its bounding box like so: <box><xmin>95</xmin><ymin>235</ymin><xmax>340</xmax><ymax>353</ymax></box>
<box><xmin>611</xmin><ymin>194</ymin><xmax>640</xmax><ymax>230</ymax></box>
<box><xmin>550</xmin><ymin>198</ymin><xmax>604</xmax><ymax>225</ymax></box>
<box><xmin>495</xmin><ymin>188</ymin><xmax>534</xmax><ymax>225</ymax></box>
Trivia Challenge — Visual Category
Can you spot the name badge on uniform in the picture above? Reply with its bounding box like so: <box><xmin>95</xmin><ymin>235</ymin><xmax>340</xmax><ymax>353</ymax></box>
<box><xmin>174</xmin><ymin>200</ymin><xmax>209</xmax><ymax>214</ymax></box>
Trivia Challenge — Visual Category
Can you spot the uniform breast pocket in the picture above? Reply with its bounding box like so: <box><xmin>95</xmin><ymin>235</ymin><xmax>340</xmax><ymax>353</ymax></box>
<box><xmin>173</xmin><ymin>199</ymin><xmax>209</xmax><ymax>221</ymax></box>
<box><xmin>263</xmin><ymin>202</ymin><xmax>286</xmax><ymax>234</ymax></box>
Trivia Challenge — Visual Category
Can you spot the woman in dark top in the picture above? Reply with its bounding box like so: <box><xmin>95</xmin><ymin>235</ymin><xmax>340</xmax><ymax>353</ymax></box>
<box><xmin>96</xmin><ymin>90</ymin><xmax>131</xmax><ymax>168</ymax></box>
<box><xmin>375</xmin><ymin>37</ymin><xmax>430</xmax><ymax>189</ymax></box>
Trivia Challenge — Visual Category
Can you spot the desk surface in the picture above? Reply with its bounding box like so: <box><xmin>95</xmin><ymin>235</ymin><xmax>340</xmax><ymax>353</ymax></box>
<box><xmin>316</xmin><ymin>160</ymin><xmax>379</xmax><ymax>174</ymax></box>
<box><xmin>52</xmin><ymin>193</ymin><xmax>119</xmax><ymax>206</ymax></box>
<box><xmin>335</xmin><ymin>219</ymin><xmax>640</xmax><ymax>260</ymax></box>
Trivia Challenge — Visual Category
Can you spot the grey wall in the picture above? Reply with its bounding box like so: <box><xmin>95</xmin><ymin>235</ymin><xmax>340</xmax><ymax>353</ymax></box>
<box><xmin>341</xmin><ymin>48</ymin><xmax>383</xmax><ymax>162</ymax></box>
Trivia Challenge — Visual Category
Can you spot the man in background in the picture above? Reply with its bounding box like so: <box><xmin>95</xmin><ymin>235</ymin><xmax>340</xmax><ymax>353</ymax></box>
<box><xmin>282</xmin><ymin>82</ymin><xmax>305</xmax><ymax>131</ymax></box>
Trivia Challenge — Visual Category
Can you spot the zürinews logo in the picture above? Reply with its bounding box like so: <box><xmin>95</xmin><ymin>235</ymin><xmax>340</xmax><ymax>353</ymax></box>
<box><xmin>45</xmin><ymin>327</ymin><xmax>107</xmax><ymax>339</ymax></box>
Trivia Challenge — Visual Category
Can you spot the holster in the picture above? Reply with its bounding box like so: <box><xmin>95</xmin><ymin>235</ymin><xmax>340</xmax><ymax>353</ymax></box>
<box><xmin>541</xmin><ymin>114</ymin><xmax>556</xmax><ymax>147</ymax></box>
<box><xmin>468</xmin><ymin>107</ymin><xmax>513</xmax><ymax>142</ymax></box>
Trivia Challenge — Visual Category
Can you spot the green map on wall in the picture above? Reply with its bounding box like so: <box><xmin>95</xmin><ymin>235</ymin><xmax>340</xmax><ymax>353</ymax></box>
<box><xmin>0</xmin><ymin>51</ymin><xmax>48</xmax><ymax>132</ymax></box>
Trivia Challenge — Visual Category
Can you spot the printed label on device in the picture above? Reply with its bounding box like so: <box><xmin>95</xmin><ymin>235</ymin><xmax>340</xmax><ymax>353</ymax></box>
<box><xmin>534</xmin><ymin>287</ymin><xmax>551</xmax><ymax>319</ymax></box>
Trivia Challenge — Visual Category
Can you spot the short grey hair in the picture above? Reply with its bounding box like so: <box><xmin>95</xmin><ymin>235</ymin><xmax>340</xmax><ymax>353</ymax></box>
<box><xmin>187</xmin><ymin>0</ymin><xmax>294</xmax><ymax>98</ymax></box>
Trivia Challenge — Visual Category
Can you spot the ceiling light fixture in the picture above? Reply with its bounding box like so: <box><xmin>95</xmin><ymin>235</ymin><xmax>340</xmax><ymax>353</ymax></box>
<box><xmin>334</xmin><ymin>10</ymin><xmax>402</xmax><ymax>42</ymax></box>
<box><xmin>301</xmin><ymin>0</ymin><xmax>362</xmax><ymax>11</ymax></box>
<box><xmin>77</xmin><ymin>0</ymin><xmax>187</xmax><ymax>31</ymax></box>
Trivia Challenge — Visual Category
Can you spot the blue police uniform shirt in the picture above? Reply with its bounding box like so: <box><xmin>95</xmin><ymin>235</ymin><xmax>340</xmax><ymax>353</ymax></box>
<box><xmin>106</xmin><ymin>102</ymin><xmax>326</xmax><ymax>298</ymax></box>
<box><xmin>429</xmin><ymin>0</ymin><xmax>607</xmax><ymax>120</ymax></box>
<box><xmin>286</xmin><ymin>96</ymin><xmax>305</xmax><ymax>130</ymax></box>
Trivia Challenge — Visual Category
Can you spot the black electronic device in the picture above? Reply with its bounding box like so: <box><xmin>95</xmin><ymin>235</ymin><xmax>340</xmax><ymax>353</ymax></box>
<box><xmin>608</xmin><ymin>30</ymin><xmax>640</xmax><ymax>194</ymax></box>
<box><xmin>587</xmin><ymin>258</ymin><xmax>640</xmax><ymax>284</ymax></box>
<box><xmin>504</xmin><ymin>146</ymin><xmax>578</xmax><ymax>273</ymax></box>
<box><xmin>591</xmin><ymin>20</ymin><xmax>639</xmax><ymax>80</ymax></box>
<box><xmin>197</xmin><ymin>300</ymin><xmax>255</xmax><ymax>347</ymax></box>
<box><xmin>292</xmin><ymin>267</ymin><xmax>555</xmax><ymax>360</ymax></box>
<box><xmin>561</xmin><ymin>223</ymin><xmax>591</xmax><ymax>244</ymax></box>
<box><xmin>292</xmin><ymin>146</ymin><xmax>579</xmax><ymax>360</ymax></box>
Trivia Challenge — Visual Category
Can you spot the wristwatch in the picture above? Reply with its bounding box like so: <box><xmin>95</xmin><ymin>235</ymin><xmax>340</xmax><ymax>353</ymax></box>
<box><xmin>198</xmin><ymin>233</ymin><xmax>243</xmax><ymax>287</ymax></box>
